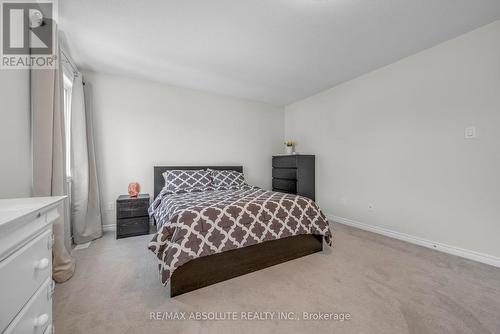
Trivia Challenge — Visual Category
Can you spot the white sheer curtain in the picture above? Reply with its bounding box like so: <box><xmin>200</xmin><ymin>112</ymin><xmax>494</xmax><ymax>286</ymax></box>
<box><xmin>70</xmin><ymin>74</ymin><xmax>103</xmax><ymax>244</ymax></box>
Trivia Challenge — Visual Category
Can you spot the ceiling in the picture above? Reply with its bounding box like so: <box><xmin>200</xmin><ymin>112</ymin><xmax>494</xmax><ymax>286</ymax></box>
<box><xmin>60</xmin><ymin>0</ymin><xmax>500</xmax><ymax>106</ymax></box>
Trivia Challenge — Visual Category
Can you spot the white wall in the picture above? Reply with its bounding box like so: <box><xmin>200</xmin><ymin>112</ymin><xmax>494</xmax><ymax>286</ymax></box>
<box><xmin>285</xmin><ymin>21</ymin><xmax>500</xmax><ymax>259</ymax></box>
<box><xmin>0</xmin><ymin>70</ymin><xmax>31</xmax><ymax>199</ymax></box>
<box><xmin>85</xmin><ymin>72</ymin><xmax>284</xmax><ymax>226</ymax></box>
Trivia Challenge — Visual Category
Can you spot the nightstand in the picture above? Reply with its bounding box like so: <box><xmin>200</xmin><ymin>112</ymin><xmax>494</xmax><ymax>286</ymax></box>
<box><xmin>116</xmin><ymin>194</ymin><xmax>150</xmax><ymax>239</ymax></box>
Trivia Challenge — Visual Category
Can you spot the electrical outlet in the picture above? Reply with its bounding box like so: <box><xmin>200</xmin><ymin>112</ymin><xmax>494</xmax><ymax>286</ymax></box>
<box><xmin>106</xmin><ymin>202</ymin><xmax>114</xmax><ymax>211</ymax></box>
<box><xmin>465</xmin><ymin>126</ymin><xmax>476</xmax><ymax>139</ymax></box>
<box><xmin>368</xmin><ymin>204</ymin><xmax>374</xmax><ymax>210</ymax></box>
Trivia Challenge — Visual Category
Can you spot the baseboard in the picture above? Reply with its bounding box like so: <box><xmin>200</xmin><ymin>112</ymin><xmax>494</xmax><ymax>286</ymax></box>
<box><xmin>328</xmin><ymin>214</ymin><xmax>500</xmax><ymax>268</ymax></box>
<box><xmin>102</xmin><ymin>224</ymin><xmax>116</xmax><ymax>232</ymax></box>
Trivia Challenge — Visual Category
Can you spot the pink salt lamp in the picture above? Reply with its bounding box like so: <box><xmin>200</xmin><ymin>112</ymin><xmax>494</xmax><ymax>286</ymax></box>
<box><xmin>128</xmin><ymin>182</ymin><xmax>140</xmax><ymax>197</ymax></box>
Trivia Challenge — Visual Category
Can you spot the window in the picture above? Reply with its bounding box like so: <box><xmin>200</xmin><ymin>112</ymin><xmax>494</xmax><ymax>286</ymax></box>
<box><xmin>63</xmin><ymin>73</ymin><xmax>73</xmax><ymax>178</ymax></box>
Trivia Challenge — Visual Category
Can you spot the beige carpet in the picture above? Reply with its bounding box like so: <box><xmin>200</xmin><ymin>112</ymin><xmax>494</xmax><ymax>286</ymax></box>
<box><xmin>53</xmin><ymin>223</ymin><xmax>500</xmax><ymax>334</ymax></box>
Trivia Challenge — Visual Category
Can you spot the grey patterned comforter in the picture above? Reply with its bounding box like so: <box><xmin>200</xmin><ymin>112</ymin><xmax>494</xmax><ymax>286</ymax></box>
<box><xmin>148</xmin><ymin>186</ymin><xmax>332</xmax><ymax>284</ymax></box>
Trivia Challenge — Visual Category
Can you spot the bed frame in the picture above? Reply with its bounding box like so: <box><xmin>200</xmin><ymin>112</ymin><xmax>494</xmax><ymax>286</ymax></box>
<box><xmin>153</xmin><ymin>165</ymin><xmax>323</xmax><ymax>297</ymax></box>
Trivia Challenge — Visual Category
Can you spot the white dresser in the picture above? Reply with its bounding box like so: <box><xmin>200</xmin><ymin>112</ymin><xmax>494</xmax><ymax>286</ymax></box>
<box><xmin>0</xmin><ymin>196</ymin><xmax>65</xmax><ymax>334</ymax></box>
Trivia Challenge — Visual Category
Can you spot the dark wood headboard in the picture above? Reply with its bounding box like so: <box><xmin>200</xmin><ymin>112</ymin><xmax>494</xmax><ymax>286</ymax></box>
<box><xmin>153</xmin><ymin>166</ymin><xmax>243</xmax><ymax>198</ymax></box>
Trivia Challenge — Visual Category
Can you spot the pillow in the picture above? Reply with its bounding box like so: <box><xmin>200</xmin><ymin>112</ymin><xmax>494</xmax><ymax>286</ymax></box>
<box><xmin>210</xmin><ymin>169</ymin><xmax>245</xmax><ymax>188</ymax></box>
<box><xmin>163</xmin><ymin>170</ymin><xmax>212</xmax><ymax>192</ymax></box>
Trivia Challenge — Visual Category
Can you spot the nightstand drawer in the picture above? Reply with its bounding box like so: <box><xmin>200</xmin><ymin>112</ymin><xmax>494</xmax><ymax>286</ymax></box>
<box><xmin>116</xmin><ymin>200</ymin><xmax>148</xmax><ymax>219</ymax></box>
<box><xmin>272</xmin><ymin>179</ymin><xmax>297</xmax><ymax>192</ymax></box>
<box><xmin>272</xmin><ymin>168</ymin><xmax>297</xmax><ymax>180</ymax></box>
<box><xmin>117</xmin><ymin>217</ymin><xmax>150</xmax><ymax>239</ymax></box>
<box><xmin>272</xmin><ymin>156</ymin><xmax>297</xmax><ymax>168</ymax></box>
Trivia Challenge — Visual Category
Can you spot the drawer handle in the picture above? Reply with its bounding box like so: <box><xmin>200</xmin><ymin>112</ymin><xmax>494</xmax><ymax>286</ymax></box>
<box><xmin>34</xmin><ymin>258</ymin><xmax>50</xmax><ymax>270</ymax></box>
<box><xmin>34</xmin><ymin>313</ymin><xmax>49</xmax><ymax>327</ymax></box>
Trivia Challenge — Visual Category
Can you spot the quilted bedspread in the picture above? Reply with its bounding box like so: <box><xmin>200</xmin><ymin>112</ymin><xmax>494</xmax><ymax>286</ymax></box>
<box><xmin>148</xmin><ymin>186</ymin><xmax>332</xmax><ymax>284</ymax></box>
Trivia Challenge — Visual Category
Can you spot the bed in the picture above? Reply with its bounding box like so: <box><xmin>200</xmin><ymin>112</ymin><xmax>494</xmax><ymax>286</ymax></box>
<box><xmin>149</xmin><ymin>166</ymin><xmax>332</xmax><ymax>297</ymax></box>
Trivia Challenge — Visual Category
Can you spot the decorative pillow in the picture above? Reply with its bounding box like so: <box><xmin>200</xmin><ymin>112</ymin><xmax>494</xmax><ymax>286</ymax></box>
<box><xmin>210</xmin><ymin>169</ymin><xmax>245</xmax><ymax>188</ymax></box>
<box><xmin>163</xmin><ymin>170</ymin><xmax>212</xmax><ymax>192</ymax></box>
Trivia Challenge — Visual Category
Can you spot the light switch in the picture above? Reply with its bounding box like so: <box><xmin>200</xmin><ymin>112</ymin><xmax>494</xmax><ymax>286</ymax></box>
<box><xmin>465</xmin><ymin>126</ymin><xmax>476</xmax><ymax>139</ymax></box>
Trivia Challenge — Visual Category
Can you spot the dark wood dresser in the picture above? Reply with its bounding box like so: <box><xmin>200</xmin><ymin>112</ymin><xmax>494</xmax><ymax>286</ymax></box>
<box><xmin>116</xmin><ymin>194</ymin><xmax>150</xmax><ymax>239</ymax></box>
<box><xmin>272</xmin><ymin>155</ymin><xmax>315</xmax><ymax>200</ymax></box>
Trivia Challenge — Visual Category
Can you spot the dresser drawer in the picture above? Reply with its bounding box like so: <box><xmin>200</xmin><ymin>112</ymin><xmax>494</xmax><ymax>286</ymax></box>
<box><xmin>4</xmin><ymin>278</ymin><xmax>53</xmax><ymax>334</ymax></box>
<box><xmin>117</xmin><ymin>217</ymin><xmax>150</xmax><ymax>238</ymax></box>
<box><xmin>272</xmin><ymin>188</ymin><xmax>295</xmax><ymax>195</ymax></box>
<box><xmin>272</xmin><ymin>156</ymin><xmax>297</xmax><ymax>168</ymax></box>
<box><xmin>0</xmin><ymin>229</ymin><xmax>52</xmax><ymax>333</ymax></box>
<box><xmin>272</xmin><ymin>168</ymin><xmax>297</xmax><ymax>180</ymax></box>
<box><xmin>116</xmin><ymin>200</ymin><xmax>149</xmax><ymax>219</ymax></box>
<box><xmin>272</xmin><ymin>179</ymin><xmax>297</xmax><ymax>192</ymax></box>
